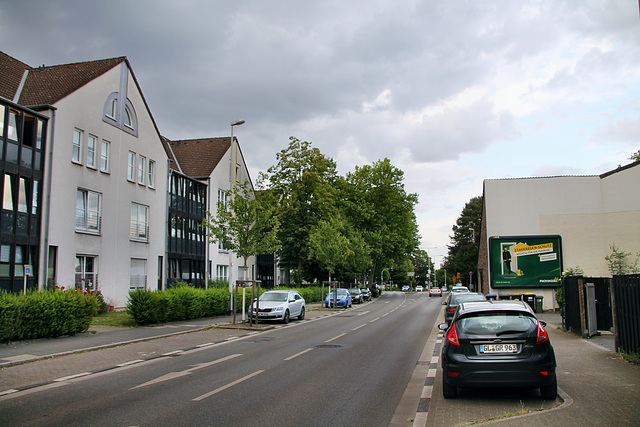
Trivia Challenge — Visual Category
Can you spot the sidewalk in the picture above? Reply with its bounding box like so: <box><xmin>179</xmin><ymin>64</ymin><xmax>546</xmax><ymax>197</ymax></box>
<box><xmin>0</xmin><ymin>303</ymin><xmax>331</xmax><ymax>369</ymax></box>
<box><xmin>427</xmin><ymin>310</ymin><xmax>640</xmax><ymax>426</ymax></box>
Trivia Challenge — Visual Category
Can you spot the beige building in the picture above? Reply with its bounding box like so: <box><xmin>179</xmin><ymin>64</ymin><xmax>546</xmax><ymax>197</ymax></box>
<box><xmin>478</xmin><ymin>161</ymin><xmax>640</xmax><ymax>310</ymax></box>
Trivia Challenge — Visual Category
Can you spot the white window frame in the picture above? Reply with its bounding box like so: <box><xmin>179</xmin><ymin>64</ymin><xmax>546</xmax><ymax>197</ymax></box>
<box><xmin>75</xmin><ymin>255</ymin><xmax>98</xmax><ymax>291</ymax></box>
<box><xmin>86</xmin><ymin>134</ymin><xmax>97</xmax><ymax>169</ymax></box>
<box><xmin>130</xmin><ymin>258</ymin><xmax>147</xmax><ymax>291</ymax></box>
<box><xmin>130</xmin><ymin>203</ymin><xmax>149</xmax><ymax>241</ymax></box>
<box><xmin>76</xmin><ymin>189</ymin><xmax>101</xmax><ymax>233</ymax></box>
<box><xmin>100</xmin><ymin>140</ymin><xmax>110</xmax><ymax>173</ymax></box>
<box><xmin>216</xmin><ymin>265</ymin><xmax>228</xmax><ymax>281</ymax></box>
<box><xmin>72</xmin><ymin>129</ymin><xmax>83</xmax><ymax>164</ymax></box>
<box><xmin>148</xmin><ymin>160</ymin><xmax>155</xmax><ymax>188</ymax></box>
<box><xmin>127</xmin><ymin>151</ymin><xmax>135</xmax><ymax>182</ymax></box>
<box><xmin>138</xmin><ymin>155</ymin><xmax>146</xmax><ymax>185</ymax></box>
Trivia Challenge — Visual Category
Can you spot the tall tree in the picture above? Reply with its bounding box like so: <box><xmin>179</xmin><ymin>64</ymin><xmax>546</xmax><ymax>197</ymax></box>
<box><xmin>203</xmin><ymin>181</ymin><xmax>281</xmax><ymax>278</ymax></box>
<box><xmin>344</xmin><ymin>158</ymin><xmax>420</xmax><ymax>286</ymax></box>
<box><xmin>443</xmin><ymin>196</ymin><xmax>482</xmax><ymax>288</ymax></box>
<box><xmin>258</xmin><ymin>137</ymin><xmax>339</xmax><ymax>283</ymax></box>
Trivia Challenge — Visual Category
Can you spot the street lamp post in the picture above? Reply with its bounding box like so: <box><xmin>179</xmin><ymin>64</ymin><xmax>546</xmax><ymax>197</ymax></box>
<box><xmin>229</xmin><ymin>119</ymin><xmax>245</xmax><ymax>321</ymax></box>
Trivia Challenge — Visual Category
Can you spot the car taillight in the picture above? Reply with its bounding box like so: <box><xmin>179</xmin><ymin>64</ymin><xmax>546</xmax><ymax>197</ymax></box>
<box><xmin>447</xmin><ymin>308</ymin><xmax>456</xmax><ymax>313</ymax></box>
<box><xmin>447</xmin><ymin>323</ymin><xmax>460</xmax><ymax>346</ymax></box>
<box><xmin>536</xmin><ymin>321</ymin><xmax>549</xmax><ymax>344</ymax></box>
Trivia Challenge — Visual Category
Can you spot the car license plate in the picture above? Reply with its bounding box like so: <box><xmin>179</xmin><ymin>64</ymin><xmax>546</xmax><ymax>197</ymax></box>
<box><xmin>480</xmin><ymin>344</ymin><xmax>518</xmax><ymax>353</ymax></box>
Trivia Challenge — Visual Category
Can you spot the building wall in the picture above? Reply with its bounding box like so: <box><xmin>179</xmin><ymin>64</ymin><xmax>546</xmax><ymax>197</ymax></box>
<box><xmin>207</xmin><ymin>140</ymin><xmax>255</xmax><ymax>287</ymax></box>
<box><xmin>480</xmin><ymin>164</ymin><xmax>640</xmax><ymax>310</ymax></box>
<box><xmin>44</xmin><ymin>64</ymin><xmax>168</xmax><ymax>307</ymax></box>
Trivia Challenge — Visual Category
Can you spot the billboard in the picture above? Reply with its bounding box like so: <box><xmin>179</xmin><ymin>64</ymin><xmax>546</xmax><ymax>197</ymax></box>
<box><xmin>489</xmin><ymin>235</ymin><xmax>563</xmax><ymax>289</ymax></box>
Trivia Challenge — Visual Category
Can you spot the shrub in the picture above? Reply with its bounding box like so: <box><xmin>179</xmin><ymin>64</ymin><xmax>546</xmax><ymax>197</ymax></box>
<box><xmin>0</xmin><ymin>289</ymin><xmax>100</xmax><ymax>342</ymax></box>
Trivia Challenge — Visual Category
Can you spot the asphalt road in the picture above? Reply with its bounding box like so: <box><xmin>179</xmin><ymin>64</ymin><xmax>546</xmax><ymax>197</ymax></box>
<box><xmin>0</xmin><ymin>292</ymin><xmax>441</xmax><ymax>426</ymax></box>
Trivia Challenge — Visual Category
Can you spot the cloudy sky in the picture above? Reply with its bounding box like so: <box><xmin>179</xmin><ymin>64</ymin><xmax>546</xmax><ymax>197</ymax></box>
<box><xmin>2</xmin><ymin>0</ymin><xmax>639</xmax><ymax>263</ymax></box>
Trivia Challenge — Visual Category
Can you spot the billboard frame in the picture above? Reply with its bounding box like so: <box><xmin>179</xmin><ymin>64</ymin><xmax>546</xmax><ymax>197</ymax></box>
<box><xmin>489</xmin><ymin>235</ymin><xmax>563</xmax><ymax>289</ymax></box>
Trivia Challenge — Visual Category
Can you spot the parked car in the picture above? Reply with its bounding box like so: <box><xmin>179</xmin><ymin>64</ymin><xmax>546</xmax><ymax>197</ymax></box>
<box><xmin>325</xmin><ymin>288</ymin><xmax>353</xmax><ymax>308</ymax></box>
<box><xmin>442</xmin><ymin>292</ymin><xmax>487</xmax><ymax>325</ymax></box>
<box><xmin>402</xmin><ymin>285</ymin><xmax>411</xmax><ymax>292</ymax></box>
<box><xmin>429</xmin><ymin>287</ymin><xmax>442</xmax><ymax>297</ymax></box>
<box><xmin>250</xmin><ymin>290</ymin><xmax>305</xmax><ymax>324</ymax></box>
<box><xmin>416</xmin><ymin>286</ymin><xmax>424</xmax><ymax>292</ymax></box>
<box><xmin>438</xmin><ymin>300</ymin><xmax>557</xmax><ymax>399</ymax></box>
<box><xmin>348</xmin><ymin>288</ymin><xmax>364</xmax><ymax>304</ymax></box>
<box><xmin>451</xmin><ymin>286</ymin><xmax>470</xmax><ymax>293</ymax></box>
<box><xmin>360</xmin><ymin>287</ymin><xmax>372</xmax><ymax>301</ymax></box>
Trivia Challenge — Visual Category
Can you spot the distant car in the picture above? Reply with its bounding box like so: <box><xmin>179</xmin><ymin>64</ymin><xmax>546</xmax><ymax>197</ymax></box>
<box><xmin>438</xmin><ymin>300</ymin><xmax>557</xmax><ymax>399</ymax></box>
<box><xmin>360</xmin><ymin>288</ymin><xmax>372</xmax><ymax>301</ymax></box>
<box><xmin>402</xmin><ymin>285</ymin><xmax>411</xmax><ymax>292</ymax></box>
<box><xmin>348</xmin><ymin>288</ymin><xmax>364</xmax><ymax>304</ymax></box>
<box><xmin>442</xmin><ymin>292</ymin><xmax>487</xmax><ymax>325</ymax></box>
<box><xmin>250</xmin><ymin>290</ymin><xmax>305</xmax><ymax>324</ymax></box>
<box><xmin>451</xmin><ymin>286</ymin><xmax>470</xmax><ymax>293</ymax></box>
<box><xmin>325</xmin><ymin>288</ymin><xmax>352</xmax><ymax>308</ymax></box>
<box><xmin>429</xmin><ymin>287</ymin><xmax>442</xmax><ymax>297</ymax></box>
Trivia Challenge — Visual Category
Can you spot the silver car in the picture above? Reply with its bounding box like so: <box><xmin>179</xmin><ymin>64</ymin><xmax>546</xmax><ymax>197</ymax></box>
<box><xmin>250</xmin><ymin>290</ymin><xmax>306</xmax><ymax>323</ymax></box>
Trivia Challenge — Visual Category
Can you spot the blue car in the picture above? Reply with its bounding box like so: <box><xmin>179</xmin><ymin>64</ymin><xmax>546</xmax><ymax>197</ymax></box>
<box><xmin>325</xmin><ymin>288</ymin><xmax>352</xmax><ymax>308</ymax></box>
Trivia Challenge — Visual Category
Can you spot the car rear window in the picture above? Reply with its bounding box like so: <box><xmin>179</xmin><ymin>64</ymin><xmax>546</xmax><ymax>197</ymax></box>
<box><xmin>451</xmin><ymin>294</ymin><xmax>486</xmax><ymax>304</ymax></box>
<box><xmin>457</xmin><ymin>312</ymin><xmax>537</xmax><ymax>335</ymax></box>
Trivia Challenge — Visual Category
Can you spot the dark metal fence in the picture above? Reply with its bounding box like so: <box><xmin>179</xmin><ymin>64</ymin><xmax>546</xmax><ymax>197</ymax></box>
<box><xmin>563</xmin><ymin>276</ymin><xmax>612</xmax><ymax>335</ymax></box>
<box><xmin>612</xmin><ymin>274</ymin><xmax>640</xmax><ymax>354</ymax></box>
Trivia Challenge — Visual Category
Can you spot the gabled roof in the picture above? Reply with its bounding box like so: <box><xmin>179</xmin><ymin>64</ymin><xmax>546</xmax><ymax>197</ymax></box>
<box><xmin>0</xmin><ymin>51</ymin><xmax>125</xmax><ymax>106</ymax></box>
<box><xmin>168</xmin><ymin>137</ymin><xmax>231</xmax><ymax>178</ymax></box>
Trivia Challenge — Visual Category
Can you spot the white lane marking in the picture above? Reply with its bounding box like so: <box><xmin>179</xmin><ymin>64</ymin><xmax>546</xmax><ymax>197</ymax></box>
<box><xmin>0</xmin><ymin>389</ymin><xmax>18</xmax><ymax>396</ymax></box>
<box><xmin>352</xmin><ymin>324</ymin><xmax>366</xmax><ymax>331</ymax></box>
<box><xmin>193</xmin><ymin>370</ymin><xmax>264</xmax><ymax>401</ymax></box>
<box><xmin>162</xmin><ymin>350</ymin><xmax>183</xmax><ymax>356</ymax></box>
<box><xmin>197</xmin><ymin>342</ymin><xmax>214</xmax><ymax>348</ymax></box>
<box><xmin>325</xmin><ymin>333</ymin><xmax>347</xmax><ymax>343</ymax></box>
<box><xmin>131</xmin><ymin>354</ymin><xmax>242</xmax><ymax>390</ymax></box>
<box><xmin>370</xmin><ymin>317</ymin><xmax>381</xmax><ymax>323</ymax></box>
<box><xmin>54</xmin><ymin>372</ymin><xmax>91</xmax><ymax>382</ymax></box>
<box><xmin>284</xmin><ymin>348</ymin><xmax>314</xmax><ymax>361</ymax></box>
<box><xmin>116</xmin><ymin>359</ymin><xmax>144</xmax><ymax>367</ymax></box>
<box><xmin>357</xmin><ymin>311</ymin><xmax>370</xmax><ymax>316</ymax></box>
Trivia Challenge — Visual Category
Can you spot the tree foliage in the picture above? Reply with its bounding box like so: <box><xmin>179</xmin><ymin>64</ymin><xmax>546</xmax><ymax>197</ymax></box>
<box><xmin>258</xmin><ymin>137</ymin><xmax>339</xmax><ymax>281</ymax></box>
<box><xmin>344</xmin><ymin>158</ymin><xmax>420</xmax><ymax>285</ymax></box>
<box><xmin>203</xmin><ymin>181</ymin><xmax>280</xmax><ymax>273</ymax></box>
<box><xmin>443</xmin><ymin>196</ymin><xmax>482</xmax><ymax>288</ymax></box>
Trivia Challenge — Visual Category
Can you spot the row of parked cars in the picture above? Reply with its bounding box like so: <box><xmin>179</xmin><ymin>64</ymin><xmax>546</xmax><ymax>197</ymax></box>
<box><xmin>324</xmin><ymin>287</ymin><xmax>372</xmax><ymax>308</ymax></box>
<box><xmin>438</xmin><ymin>288</ymin><xmax>557</xmax><ymax>400</ymax></box>
<box><xmin>247</xmin><ymin>287</ymin><xmax>373</xmax><ymax>324</ymax></box>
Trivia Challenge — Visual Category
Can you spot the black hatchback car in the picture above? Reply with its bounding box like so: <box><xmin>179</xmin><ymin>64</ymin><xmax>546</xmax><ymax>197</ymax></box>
<box><xmin>438</xmin><ymin>300</ymin><xmax>557</xmax><ymax>399</ymax></box>
<box><xmin>442</xmin><ymin>292</ymin><xmax>487</xmax><ymax>325</ymax></box>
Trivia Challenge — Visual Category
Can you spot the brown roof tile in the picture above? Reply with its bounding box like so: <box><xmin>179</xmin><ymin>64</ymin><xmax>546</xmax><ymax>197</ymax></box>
<box><xmin>169</xmin><ymin>137</ymin><xmax>231</xmax><ymax>178</ymax></box>
<box><xmin>0</xmin><ymin>51</ymin><xmax>30</xmax><ymax>101</ymax></box>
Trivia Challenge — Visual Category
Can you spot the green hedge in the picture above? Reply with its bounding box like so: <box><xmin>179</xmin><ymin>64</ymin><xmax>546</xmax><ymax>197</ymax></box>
<box><xmin>0</xmin><ymin>289</ymin><xmax>101</xmax><ymax>343</ymax></box>
<box><xmin>127</xmin><ymin>285</ymin><xmax>327</xmax><ymax>326</ymax></box>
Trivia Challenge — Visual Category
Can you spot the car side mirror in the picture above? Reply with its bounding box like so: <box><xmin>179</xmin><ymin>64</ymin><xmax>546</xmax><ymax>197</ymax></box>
<box><xmin>539</xmin><ymin>320</ymin><xmax>547</xmax><ymax>327</ymax></box>
<box><xmin>438</xmin><ymin>323</ymin><xmax>449</xmax><ymax>330</ymax></box>
<box><xmin>441</xmin><ymin>301</ymin><xmax>447</xmax><ymax>305</ymax></box>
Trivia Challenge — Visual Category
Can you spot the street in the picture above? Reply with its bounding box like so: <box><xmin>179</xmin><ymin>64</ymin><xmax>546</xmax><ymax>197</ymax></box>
<box><xmin>0</xmin><ymin>292</ymin><xmax>439</xmax><ymax>426</ymax></box>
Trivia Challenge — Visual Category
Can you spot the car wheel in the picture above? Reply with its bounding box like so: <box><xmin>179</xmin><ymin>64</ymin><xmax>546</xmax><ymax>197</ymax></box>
<box><xmin>282</xmin><ymin>310</ymin><xmax>290</xmax><ymax>324</ymax></box>
<box><xmin>442</xmin><ymin>375</ymin><xmax>458</xmax><ymax>399</ymax></box>
<box><xmin>298</xmin><ymin>307</ymin><xmax>305</xmax><ymax>320</ymax></box>
<box><xmin>540</xmin><ymin>376</ymin><xmax>557</xmax><ymax>400</ymax></box>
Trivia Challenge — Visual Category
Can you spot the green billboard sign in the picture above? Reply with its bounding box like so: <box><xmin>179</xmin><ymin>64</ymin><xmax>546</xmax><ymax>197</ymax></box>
<box><xmin>489</xmin><ymin>235</ymin><xmax>563</xmax><ymax>289</ymax></box>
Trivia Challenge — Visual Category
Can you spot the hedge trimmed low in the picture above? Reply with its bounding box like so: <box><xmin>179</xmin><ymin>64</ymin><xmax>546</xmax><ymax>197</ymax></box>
<box><xmin>0</xmin><ymin>289</ymin><xmax>101</xmax><ymax>343</ymax></box>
